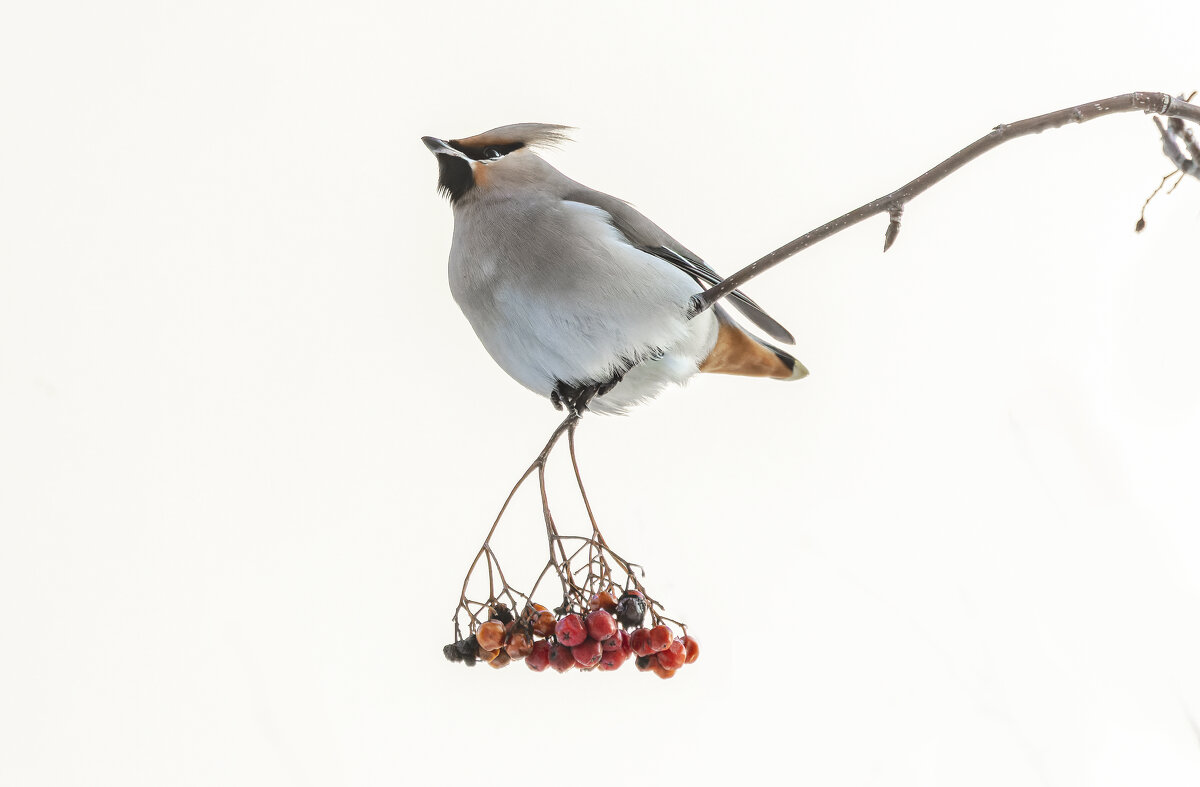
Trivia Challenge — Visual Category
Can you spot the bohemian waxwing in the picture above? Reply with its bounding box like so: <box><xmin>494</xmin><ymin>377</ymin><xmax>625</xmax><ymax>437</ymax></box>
<box><xmin>422</xmin><ymin>123</ymin><xmax>807</xmax><ymax>415</ymax></box>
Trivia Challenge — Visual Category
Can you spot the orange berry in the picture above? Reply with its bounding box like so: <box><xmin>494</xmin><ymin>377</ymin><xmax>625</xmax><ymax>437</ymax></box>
<box><xmin>681</xmin><ymin>635</ymin><xmax>700</xmax><ymax>664</ymax></box>
<box><xmin>657</xmin><ymin>639</ymin><xmax>686</xmax><ymax>671</ymax></box>
<box><xmin>630</xmin><ymin>628</ymin><xmax>655</xmax><ymax>657</ymax></box>
<box><xmin>476</xmin><ymin>620</ymin><xmax>506</xmax><ymax>652</ymax></box>
<box><xmin>489</xmin><ymin>650</ymin><xmax>512</xmax><ymax>669</ymax></box>
<box><xmin>532</xmin><ymin>610</ymin><xmax>556</xmax><ymax>638</ymax></box>
<box><xmin>589</xmin><ymin>590</ymin><xmax>618</xmax><ymax>613</ymax></box>
<box><xmin>648</xmin><ymin>625</ymin><xmax>673</xmax><ymax>653</ymax></box>
<box><xmin>649</xmin><ymin>656</ymin><xmax>676</xmax><ymax>679</ymax></box>
<box><xmin>505</xmin><ymin>631</ymin><xmax>534</xmax><ymax>660</ymax></box>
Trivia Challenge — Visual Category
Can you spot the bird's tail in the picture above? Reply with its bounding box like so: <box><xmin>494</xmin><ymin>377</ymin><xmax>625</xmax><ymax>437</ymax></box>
<box><xmin>699</xmin><ymin>308</ymin><xmax>808</xmax><ymax>381</ymax></box>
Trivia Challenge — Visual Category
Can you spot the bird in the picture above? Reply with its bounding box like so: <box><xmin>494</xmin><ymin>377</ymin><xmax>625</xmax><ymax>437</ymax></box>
<box><xmin>422</xmin><ymin>123</ymin><xmax>808</xmax><ymax>415</ymax></box>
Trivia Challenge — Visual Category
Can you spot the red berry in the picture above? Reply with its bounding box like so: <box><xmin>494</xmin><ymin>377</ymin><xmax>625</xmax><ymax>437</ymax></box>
<box><xmin>548</xmin><ymin>642</ymin><xmax>575</xmax><ymax>672</ymax></box>
<box><xmin>585</xmin><ymin>610</ymin><xmax>618</xmax><ymax>642</ymax></box>
<box><xmin>634</xmin><ymin>654</ymin><xmax>655</xmax><ymax>672</ymax></box>
<box><xmin>657</xmin><ymin>639</ymin><xmax>686</xmax><ymax>671</ymax></box>
<box><xmin>598</xmin><ymin>648</ymin><xmax>628</xmax><ymax>671</ymax></box>
<box><xmin>618</xmin><ymin>631</ymin><xmax>633</xmax><ymax>659</ymax></box>
<box><xmin>649</xmin><ymin>625</ymin><xmax>673</xmax><ymax>653</ymax></box>
<box><xmin>555</xmin><ymin>614</ymin><xmax>588</xmax><ymax>647</ymax></box>
<box><xmin>630</xmin><ymin>628</ymin><xmax>655</xmax><ymax>657</ymax></box>
<box><xmin>681</xmin><ymin>635</ymin><xmax>700</xmax><ymax>664</ymax></box>
<box><xmin>651</xmin><ymin>659</ymin><xmax>676</xmax><ymax>680</ymax></box>
<box><xmin>601</xmin><ymin>629</ymin><xmax>629</xmax><ymax>653</ymax></box>
<box><xmin>572</xmin><ymin>637</ymin><xmax>603</xmax><ymax>667</ymax></box>
<box><xmin>476</xmin><ymin>620</ymin><xmax>506</xmax><ymax>652</ymax></box>
<box><xmin>526</xmin><ymin>640</ymin><xmax>550</xmax><ymax>671</ymax></box>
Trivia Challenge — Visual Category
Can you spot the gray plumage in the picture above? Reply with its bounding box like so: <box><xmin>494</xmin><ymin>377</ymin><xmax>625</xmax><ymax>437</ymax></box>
<box><xmin>423</xmin><ymin>123</ymin><xmax>805</xmax><ymax>414</ymax></box>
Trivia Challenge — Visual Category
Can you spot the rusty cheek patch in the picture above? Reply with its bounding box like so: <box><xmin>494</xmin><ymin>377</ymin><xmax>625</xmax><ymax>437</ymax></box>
<box><xmin>471</xmin><ymin>161</ymin><xmax>489</xmax><ymax>189</ymax></box>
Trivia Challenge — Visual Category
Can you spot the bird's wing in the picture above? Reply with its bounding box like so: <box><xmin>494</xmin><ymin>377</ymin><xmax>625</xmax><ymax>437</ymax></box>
<box><xmin>561</xmin><ymin>186</ymin><xmax>795</xmax><ymax>345</ymax></box>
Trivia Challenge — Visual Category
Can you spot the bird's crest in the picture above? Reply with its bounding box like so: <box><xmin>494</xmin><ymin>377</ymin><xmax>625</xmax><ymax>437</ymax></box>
<box><xmin>448</xmin><ymin>123</ymin><xmax>572</xmax><ymax>158</ymax></box>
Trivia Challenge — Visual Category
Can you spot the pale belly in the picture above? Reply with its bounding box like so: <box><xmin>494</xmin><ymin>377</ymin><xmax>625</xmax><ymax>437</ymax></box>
<box><xmin>448</xmin><ymin>200</ymin><xmax>718</xmax><ymax>414</ymax></box>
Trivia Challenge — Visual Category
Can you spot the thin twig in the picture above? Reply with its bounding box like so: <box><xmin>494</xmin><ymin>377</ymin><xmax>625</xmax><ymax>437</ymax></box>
<box><xmin>1136</xmin><ymin>170</ymin><xmax>1179</xmax><ymax>232</ymax></box>
<box><xmin>450</xmin><ymin>410</ymin><xmax>685</xmax><ymax>645</ymax></box>
<box><xmin>689</xmin><ymin>91</ymin><xmax>1200</xmax><ymax>317</ymax></box>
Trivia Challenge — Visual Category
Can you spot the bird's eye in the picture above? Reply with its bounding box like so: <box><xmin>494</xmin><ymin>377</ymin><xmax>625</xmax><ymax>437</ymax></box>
<box><xmin>483</xmin><ymin>147</ymin><xmax>503</xmax><ymax>160</ymax></box>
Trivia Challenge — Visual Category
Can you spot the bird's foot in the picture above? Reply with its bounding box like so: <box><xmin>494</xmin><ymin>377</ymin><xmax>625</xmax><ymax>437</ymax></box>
<box><xmin>551</xmin><ymin>375</ymin><xmax>622</xmax><ymax>416</ymax></box>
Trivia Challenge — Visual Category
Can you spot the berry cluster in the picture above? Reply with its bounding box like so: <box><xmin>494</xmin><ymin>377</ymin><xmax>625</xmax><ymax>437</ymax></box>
<box><xmin>444</xmin><ymin>589</ymin><xmax>699</xmax><ymax>678</ymax></box>
<box><xmin>446</xmin><ymin>413</ymin><xmax>698</xmax><ymax>677</ymax></box>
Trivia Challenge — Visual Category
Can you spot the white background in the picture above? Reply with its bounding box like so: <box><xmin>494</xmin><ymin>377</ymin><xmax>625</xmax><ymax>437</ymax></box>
<box><xmin>3</xmin><ymin>2</ymin><xmax>1200</xmax><ymax>784</ymax></box>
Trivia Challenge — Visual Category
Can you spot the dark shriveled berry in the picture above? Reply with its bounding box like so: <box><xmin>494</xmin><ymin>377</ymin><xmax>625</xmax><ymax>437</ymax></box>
<box><xmin>455</xmin><ymin>635</ymin><xmax>479</xmax><ymax>666</ymax></box>
<box><xmin>455</xmin><ymin>635</ymin><xmax>478</xmax><ymax>659</ymax></box>
<box><xmin>634</xmin><ymin>654</ymin><xmax>655</xmax><ymax>672</ymax></box>
<box><xmin>616</xmin><ymin>591</ymin><xmax>646</xmax><ymax>628</ymax></box>
<box><xmin>443</xmin><ymin>643</ymin><xmax>462</xmax><ymax>662</ymax></box>
<box><xmin>489</xmin><ymin>604</ymin><xmax>514</xmax><ymax>625</ymax></box>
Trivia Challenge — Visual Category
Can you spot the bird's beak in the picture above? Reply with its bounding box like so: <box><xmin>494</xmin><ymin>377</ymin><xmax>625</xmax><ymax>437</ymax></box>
<box><xmin>421</xmin><ymin>136</ymin><xmax>467</xmax><ymax>159</ymax></box>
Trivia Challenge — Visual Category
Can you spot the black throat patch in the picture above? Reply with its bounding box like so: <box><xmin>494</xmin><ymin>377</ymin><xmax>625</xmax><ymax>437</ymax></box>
<box><xmin>437</xmin><ymin>156</ymin><xmax>474</xmax><ymax>203</ymax></box>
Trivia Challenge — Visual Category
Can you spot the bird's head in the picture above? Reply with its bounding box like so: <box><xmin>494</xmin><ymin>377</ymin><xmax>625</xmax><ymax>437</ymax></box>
<box><xmin>421</xmin><ymin>123</ymin><xmax>571</xmax><ymax>205</ymax></box>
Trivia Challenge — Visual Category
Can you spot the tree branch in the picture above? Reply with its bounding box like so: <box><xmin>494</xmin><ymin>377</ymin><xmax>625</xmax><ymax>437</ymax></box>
<box><xmin>689</xmin><ymin>91</ymin><xmax>1200</xmax><ymax>318</ymax></box>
